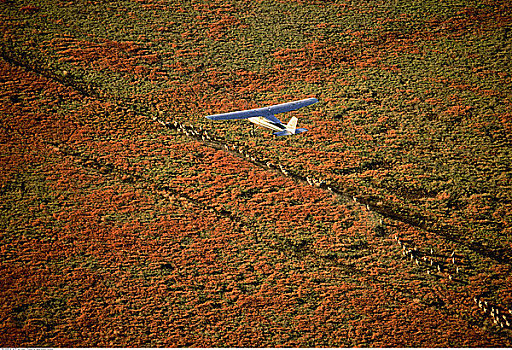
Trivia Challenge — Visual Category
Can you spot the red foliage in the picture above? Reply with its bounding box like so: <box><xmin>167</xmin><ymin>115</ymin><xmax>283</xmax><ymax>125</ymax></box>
<box><xmin>2</xmin><ymin>1</ymin><xmax>512</xmax><ymax>347</ymax></box>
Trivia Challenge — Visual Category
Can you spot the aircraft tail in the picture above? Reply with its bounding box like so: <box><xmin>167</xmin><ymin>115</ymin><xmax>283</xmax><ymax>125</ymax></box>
<box><xmin>286</xmin><ymin>116</ymin><xmax>298</xmax><ymax>131</ymax></box>
<box><xmin>273</xmin><ymin>117</ymin><xmax>308</xmax><ymax>136</ymax></box>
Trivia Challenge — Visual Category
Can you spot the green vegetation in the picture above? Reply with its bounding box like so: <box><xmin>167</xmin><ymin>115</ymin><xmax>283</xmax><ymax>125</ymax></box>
<box><xmin>1</xmin><ymin>0</ymin><xmax>511</xmax><ymax>346</ymax></box>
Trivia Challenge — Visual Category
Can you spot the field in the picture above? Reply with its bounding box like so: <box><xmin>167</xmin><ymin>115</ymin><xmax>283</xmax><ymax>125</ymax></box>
<box><xmin>1</xmin><ymin>0</ymin><xmax>512</xmax><ymax>347</ymax></box>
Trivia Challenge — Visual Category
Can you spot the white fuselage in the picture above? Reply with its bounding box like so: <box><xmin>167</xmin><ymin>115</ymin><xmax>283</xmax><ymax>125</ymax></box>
<box><xmin>248</xmin><ymin>117</ymin><xmax>286</xmax><ymax>132</ymax></box>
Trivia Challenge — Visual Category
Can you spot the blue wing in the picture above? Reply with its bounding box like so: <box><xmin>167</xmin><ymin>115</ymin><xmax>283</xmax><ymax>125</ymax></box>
<box><xmin>205</xmin><ymin>108</ymin><xmax>268</xmax><ymax>120</ymax></box>
<box><xmin>205</xmin><ymin>98</ymin><xmax>318</xmax><ymax>121</ymax></box>
<box><xmin>266</xmin><ymin>98</ymin><xmax>318</xmax><ymax>115</ymax></box>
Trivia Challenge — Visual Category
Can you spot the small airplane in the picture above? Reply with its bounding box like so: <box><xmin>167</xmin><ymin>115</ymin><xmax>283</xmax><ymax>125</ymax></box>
<box><xmin>205</xmin><ymin>98</ymin><xmax>318</xmax><ymax>136</ymax></box>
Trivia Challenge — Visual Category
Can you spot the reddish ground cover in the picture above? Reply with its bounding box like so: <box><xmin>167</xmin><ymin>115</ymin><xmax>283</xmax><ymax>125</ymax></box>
<box><xmin>1</xmin><ymin>0</ymin><xmax>512</xmax><ymax>347</ymax></box>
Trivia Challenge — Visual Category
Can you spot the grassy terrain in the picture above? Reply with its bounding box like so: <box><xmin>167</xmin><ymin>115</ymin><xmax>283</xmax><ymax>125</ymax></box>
<box><xmin>1</xmin><ymin>0</ymin><xmax>512</xmax><ymax>346</ymax></box>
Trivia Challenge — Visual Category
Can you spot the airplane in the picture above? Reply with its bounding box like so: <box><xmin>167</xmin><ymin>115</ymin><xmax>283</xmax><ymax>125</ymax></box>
<box><xmin>205</xmin><ymin>98</ymin><xmax>318</xmax><ymax>136</ymax></box>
